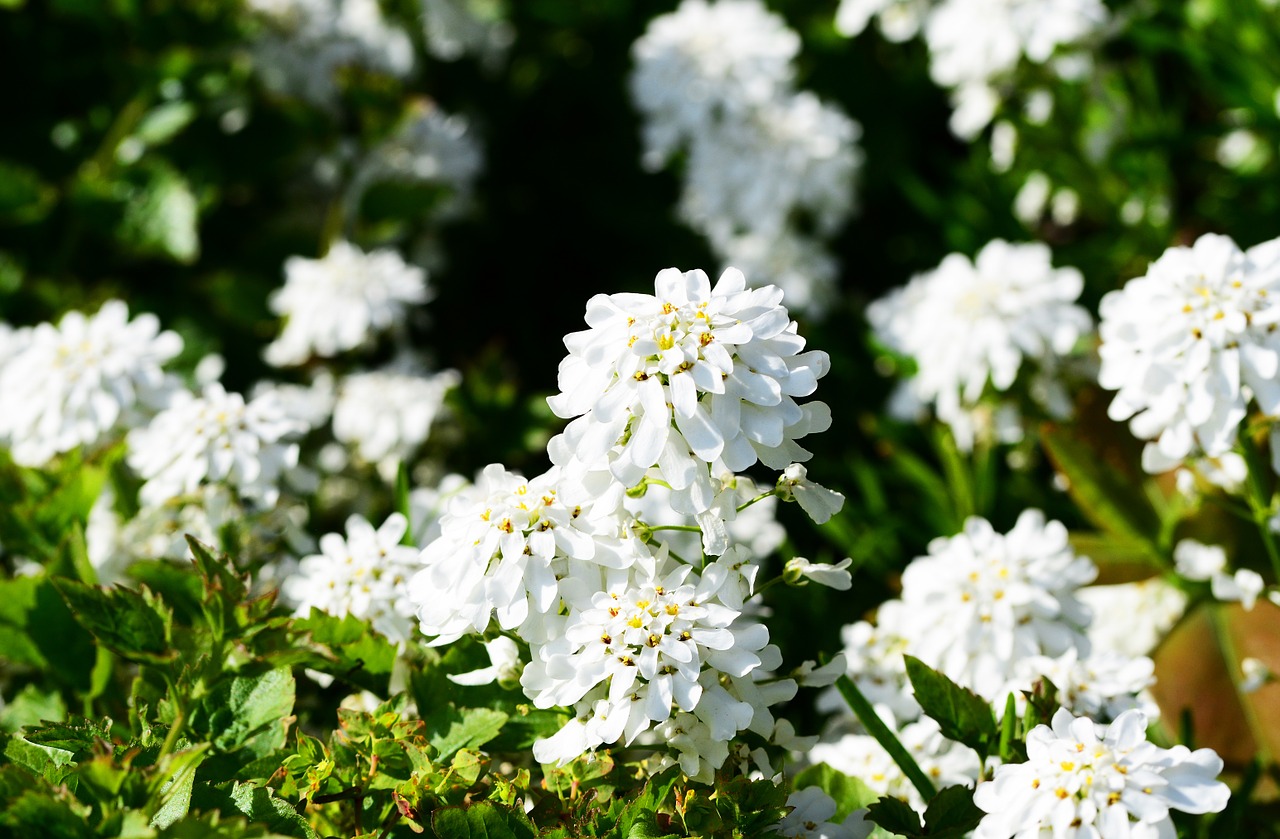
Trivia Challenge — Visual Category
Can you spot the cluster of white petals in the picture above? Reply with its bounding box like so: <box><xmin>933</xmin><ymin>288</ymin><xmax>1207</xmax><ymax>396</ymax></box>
<box><xmin>0</xmin><ymin>300</ymin><xmax>181</xmax><ymax>467</ymax></box>
<box><xmin>631</xmin><ymin>0</ymin><xmax>861</xmax><ymax>312</ymax></box>
<box><xmin>127</xmin><ymin>383</ymin><xmax>305</xmax><ymax>508</ymax></box>
<box><xmin>265</xmin><ymin>241</ymin><xmax>430</xmax><ymax>367</ymax></box>
<box><xmin>973</xmin><ymin>709</ymin><xmax>1229</xmax><ymax>838</ymax></box>
<box><xmin>1099</xmin><ymin>232</ymin><xmax>1280</xmax><ymax>474</ymax></box>
<box><xmin>548</xmin><ymin>267</ymin><xmax>833</xmax><ymax>552</ymax></box>
<box><xmin>248</xmin><ymin>0</ymin><xmax>414</xmax><ymax>109</ymax></box>
<box><xmin>836</xmin><ymin>0</ymin><xmax>1107</xmax><ymax>138</ymax></box>
<box><xmin>333</xmin><ymin>364</ymin><xmax>460</xmax><ymax>474</ymax></box>
<box><xmin>420</xmin><ymin>0</ymin><xmax>513</xmax><ymax>65</ymax></box>
<box><xmin>869</xmin><ymin>239</ymin><xmax>1091</xmax><ymax>450</ymax></box>
<box><xmin>284</xmin><ymin>513</ymin><xmax>420</xmax><ymax>644</ymax></box>
<box><xmin>1173</xmin><ymin>538</ymin><xmax>1267</xmax><ymax>610</ymax></box>
<box><xmin>773</xmin><ymin>787</ymin><xmax>872</xmax><ymax>839</ymax></box>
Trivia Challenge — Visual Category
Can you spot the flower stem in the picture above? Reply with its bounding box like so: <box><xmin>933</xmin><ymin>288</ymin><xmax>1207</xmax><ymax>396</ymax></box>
<box><xmin>835</xmin><ymin>674</ymin><xmax>938</xmax><ymax>801</ymax></box>
<box><xmin>1236</xmin><ymin>433</ymin><xmax>1280</xmax><ymax>583</ymax></box>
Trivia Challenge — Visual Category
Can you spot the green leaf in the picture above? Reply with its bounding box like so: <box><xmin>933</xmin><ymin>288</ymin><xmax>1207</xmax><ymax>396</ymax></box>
<box><xmin>793</xmin><ymin>763</ymin><xmax>880</xmax><ymax>822</ymax></box>
<box><xmin>149</xmin><ymin>745</ymin><xmax>210</xmax><ymax>830</ymax></box>
<box><xmin>291</xmin><ymin>609</ymin><xmax>397</xmax><ymax>696</ymax></box>
<box><xmin>0</xmin><ymin>159</ymin><xmax>55</xmax><ymax>224</ymax></box>
<box><xmin>431</xmin><ymin>801</ymin><xmax>536</xmax><ymax>839</ymax></box>
<box><xmin>190</xmin><ymin>668</ymin><xmax>295</xmax><ymax>756</ymax></box>
<box><xmin>0</xmin><ymin>685</ymin><xmax>66</xmax><ymax>734</ymax></box>
<box><xmin>134</xmin><ymin>102</ymin><xmax>196</xmax><ymax>146</ymax></box>
<box><xmin>0</xmin><ymin>732</ymin><xmax>76</xmax><ymax>785</ymax></box>
<box><xmin>20</xmin><ymin>717</ymin><xmax>112</xmax><ymax>760</ymax></box>
<box><xmin>866</xmin><ymin>795</ymin><xmax>924</xmax><ymax>838</ymax></box>
<box><xmin>429</xmin><ymin>707</ymin><xmax>509</xmax><ymax>761</ymax></box>
<box><xmin>1040</xmin><ymin>424</ymin><xmax>1162</xmax><ymax>555</ymax></box>
<box><xmin>921</xmin><ymin>785</ymin><xmax>983</xmax><ymax>838</ymax></box>
<box><xmin>117</xmin><ymin>162</ymin><xmax>199</xmax><ymax>263</ymax></box>
<box><xmin>0</xmin><ymin>575</ymin><xmax>98</xmax><ymax>692</ymax></box>
<box><xmin>52</xmin><ymin>578</ymin><xmax>175</xmax><ymax>664</ymax></box>
<box><xmin>904</xmin><ymin>656</ymin><xmax>996</xmax><ymax>758</ymax></box>
<box><xmin>221</xmin><ymin>783</ymin><xmax>315</xmax><ymax>839</ymax></box>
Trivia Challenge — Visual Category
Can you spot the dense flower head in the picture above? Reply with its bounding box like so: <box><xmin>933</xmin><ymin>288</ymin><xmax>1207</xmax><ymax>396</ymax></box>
<box><xmin>973</xmin><ymin>708</ymin><xmax>1229</xmax><ymax>838</ymax></box>
<box><xmin>898</xmin><ymin>510</ymin><xmax>1097</xmax><ymax>699</ymax></box>
<box><xmin>525</xmin><ymin>552</ymin><xmax>771</xmax><ymax>768</ymax></box>
<box><xmin>1012</xmin><ymin>648</ymin><xmax>1157</xmax><ymax>723</ymax></box>
<box><xmin>0</xmin><ymin>300</ymin><xmax>182</xmax><ymax>467</ymax></box>
<box><xmin>548</xmin><ymin>267</ymin><xmax>831</xmax><ymax>526</ymax></box>
<box><xmin>409</xmin><ymin>463</ymin><xmax>635</xmax><ymax>645</ymax></box>
<box><xmin>265</xmin><ymin>241</ymin><xmax>430</xmax><ymax>367</ymax></box>
<box><xmin>127</xmin><ymin>383</ymin><xmax>305</xmax><ymax>508</ymax></box>
<box><xmin>1099</xmin><ymin>232</ymin><xmax>1280</xmax><ymax>473</ymax></box>
<box><xmin>332</xmin><ymin>364</ymin><xmax>460</xmax><ymax>473</ymax></box>
<box><xmin>284</xmin><ymin>513</ymin><xmax>420</xmax><ymax>644</ymax></box>
<box><xmin>869</xmin><ymin>240</ymin><xmax>1090</xmax><ymax>449</ymax></box>
<box><xmin>1077</xmin><ymin>579</ymin><xmax>1188</xmax><ymax>659</ymax></box>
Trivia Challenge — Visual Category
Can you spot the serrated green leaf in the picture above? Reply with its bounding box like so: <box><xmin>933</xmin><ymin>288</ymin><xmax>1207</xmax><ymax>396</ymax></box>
<box><xmin>0</xmin><ymin>732</ymin><xmax>76</xmax><ymax>785</ymax></box>
<box><xmin>191</xmin><ymin>668</ymin><xmax>295</xmax><ymax>756</ymax></box>
<box><xmin>431</xmin><ymin>801</ymin><xmax>535</xmax><ymax>839</ymax></box>
<box><xmin>224</xmin><ymin>783</ymin><xmax>315</xmax><ymax>839</ymax></box>
<box><xmin>430</xmin><ymin>708</ymin><xmax>508</xmax><ymax>762</ymax></box>
<box><xmin>21</xmin><ymin>717</ymin><xmax>112</xmax><ymax>759</ymax></box>
<box><xmin>904</xmin><ymin>656</ymin><xmax>996</xmax><ymax>757</ymax></box>
<box><xmin>921</xmin><ymin>785</ymin><xmax>983</xmax><ymax>838</ymax></box>
<box><xmin>866</xmin><ymin>795</ymin><xmax>924</xmax><ymax>838</ymax></box>
<box><xmin>0</xmin><ymin>684</ymin><xmax>67</xmax><ymax>734</ymax></box>
<box><xmin>53</xmin><ymin>578</ymin><xmax>175</xmax><ymax>664</ymax></box>
<box><xmin>291</xmin><ymin>609</ymin><xmax>397</xmax><ymax>696</ymax></box>
<box><xmin>794</xmin><ymin>763</ymin><xmax>880</xmax><ymax>822</ymax></box>
<box><xmin>149</xmin><ymin>745</ymin><xmax>210</xmax><ymax>830</ymax></box>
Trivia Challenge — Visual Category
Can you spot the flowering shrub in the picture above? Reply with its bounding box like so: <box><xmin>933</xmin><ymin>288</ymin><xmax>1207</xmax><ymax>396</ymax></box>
<box><xmin>1</xmin><ymin>0</ymin><xmax>1278</xmax><ymax>837</ymax></box>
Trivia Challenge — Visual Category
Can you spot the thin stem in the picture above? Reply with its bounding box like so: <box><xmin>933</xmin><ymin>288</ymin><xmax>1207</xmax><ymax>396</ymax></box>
<box><xmin>835</xmin><ymin>675</ymin><xmax>938</xmax><ymax>801</ymax></box>
<box><xmin>647</xmin><ymin>524</ymin><xmax>702</xmax><ymax>533</ymax></box>
<box><xmin>736</xmin><ymin>490</ymin><xmax>776</xmax><ymax>514</ymax></box>
<box><xmin>1237</xmin><ymin>434</ymin><xmax>1280</xmax><ymax>583</ymax></box>
<box><xmin>934</xmin><ymin>426</ymin><xmax>975</xmax><ymax>522</ymax></box>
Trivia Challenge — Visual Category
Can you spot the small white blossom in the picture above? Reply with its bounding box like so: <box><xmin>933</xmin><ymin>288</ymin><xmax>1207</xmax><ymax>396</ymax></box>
<box><xmin>869</xmin><ymin>240</ymin><xmax>1091</xmax><ymax>450</ymax></box>
<box><xmin>1241</xmin><ymin>657</ymin><xmax>1273</xmax><ymax>694</ymax></box>
<box><xmin>1012</xmin><ymin>647</ymin><xmax>1158</xmax><ymax>722</ymax></box>
<box><xmin>1212</xmin><ymin>568</ymin><xmax>1265</xmax><ymax>611</ymax></box>
<box><xmin>420</xmin><ymin>0</ymin><xmax>513</xmax><ymax>65</ymax></box>
<box><xmin>785</xmin><ymin>557</ymin><xmax>853</xmax><ymax>591</ymax></box>
<box><xmin>835</xmin><ymin>0</ymin><xmax>929</xmax><ymax>41</ymax></box>
<box><xmin>548</xmin><ymin>267</ymin><xmax>830</xmax><ymax>545</ymax></box>
<box><xmin>265</xmin><ymin>241</ymin><xmax>430</xmax><ymax>367</ymax></box>
<box><xmin>1099</xmin><ymin>232</ymin><xmax>1280</xmax><ymax>473</ymax></box>
<box><xmin>774</xmin><ymin>788</ymin><xmax>872</xmax><ymax>839</ymax></box>
<box><xmin>283</xmin><ymin>513</ymin><xmax>420</xmax><ymax>644</ymax></box>
<box><xmin>127</xmin><ymin>383</ymin><xmax>304</xmax><ymax>508</ymax></box>
<box><xmin>1173</xmin><ymin>539</ymin><xmax>1227</xmax><ymax>581</ymax></box>
<box><xmin>332</xmin><ymin>364</ymin><xmax>460</xmax><ymax>475</ymax></box>
<box><xmin>973</xmin><ymin>709</ymin><xmax>1230</xmax><ymax>839</ymax></box>
<box><xmin>448</xmin><ymin>636</ymin><xmax>524</xmax><ymax>687</ymax></box>
<box><xmin>0</xmin><ymin>300</ymin><xmax>181</xmax><ymax>467</ymax></box>
<box><xmin>777</xmin><ymin>463</ymin><xmax>845</xmax><ymax>524</ymax></box>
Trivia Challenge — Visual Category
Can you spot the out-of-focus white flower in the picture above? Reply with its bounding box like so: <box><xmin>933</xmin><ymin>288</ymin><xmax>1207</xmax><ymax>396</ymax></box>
<box><xmin>420</xmin><ymin>0</ymin><xmax>513</xmax><ymax>65</ymax></box>
<box><xmin>248</xmin><ymin>0</ymin><xmax>415</xmax><ymax>109</ymax></box>
<box><xmin>1217</xmin><ymin>129</ymin><xmax>1265</xmax><ymax>171</ymax></box>
<box><xmin>1241</xmin><ymin>657</ymin><xmax>1273</xmax><ymax>693</ymax></box>
<box><xmin>333</xmin><ymin>364</ymin><xmax>460</xmax><ymax>476</ymax></box>
<box><xmin>774</xmin><ymin>788</ymin><xmax>872</xmax><ymax>839</ymax></box>
<box><xmin>777</xmin><ymin>463</ymin><xmax>845</xmax><ymax>524</ymax></box>
<box><xmin>283</xmin><ymin>513</ymin><xmax>420</xmax><ymax>644</ymax></box>
<box><xmin>407</xmin><ymin>473</ymin><xmax>471</xmax><ymax>546</ymax></box>
<box><xmin>819</xmin><ymin>601</ymin><xmax>918</xmax><ymax>724</ymax></box>
<box><xmin>1098</xmin><ymin>233</ymin><xmax>1280</xmax><ymax>473</ymax></box>
<box><xmin>1014</xmin><ymin>172</ymin><xmax>1051</xmax><ymax>225</ymax></box>
<box><xmin>547</xmin><ymin>267</ymin><xmax>830</xmax><ymax>540</ymax></box>
<box><xmin>127</xmin><ymin>383</ymin><xmax>305</xmax><ymax>508</ymax></box>
<box><xmin>1212</xmin><ymin>568</ymin><xmax>1265</xmax><ymax>611</ymax></box>
<box><xmin>1079</xmin><ymin>580</ymin><xmax>1187</xmax><ymax>658</ymax></box>
<box><xmin>898</xmin><ymin>510</ymin><xmax>1096</xmax><ymax>699</ymax></box>
<box><xmin>989</xmin><ymin>120</ymin><xmax>1017</xmax><ymax>172</ymax></box>
<box><xmin>1174</xmin><ymin>539</ymin><xmax>1227</xmax><ymax>581</ymax></box>
<box><xmin>973</xmin><ymin>709</ymin><xmax>1229</xmax><ymax>839</ymax></box>
<box><xmin>869</xmin><ymin>240</ymin><xmax>1090</xmax><ymax>450</ymax></box>
<box><xmin>449</xmin><ymin>636</ymin><xmax>524</xmax><ymax>687</ymax></box>
<box><xmin>0</xmin><ymin>300</ymin><xmax>181</xmax><ymax>467</ymax></box>
<box><xmin>87</xmin><ymin>484</ymin><xmax>223</xmax><ymax>585</ymax></box>
<box><xmin>250</xmin><ymin>373</ymin><xmax>337</xmax><ymax>432</ymax></box>
<box><xmin>1176</xmin><ymin>452</ymin><xmax>1248</xmax><ymax>498</ymax></box>
<box><xmin>785</xmin><ymin>557</ymin><xmax>853</xmax><ymax>591</ymax></box>
<box><xmin>835</xmin><ymin>0</ymin><xmax>929</xmax><ymax>41</ymax></box>
<box><xmin>265</xmin><ymin>242</ymin><xmax>430</xmax><ymax>367</ymax></box>
<box><xmin>794</xmin><ymin>655</ymin><xmax>848</xmax><ymax>688</ymax></box>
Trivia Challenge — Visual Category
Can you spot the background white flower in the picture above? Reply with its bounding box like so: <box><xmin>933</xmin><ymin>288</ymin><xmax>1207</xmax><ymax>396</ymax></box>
<box><xmin>332</xmin><ymin>363</ymin><xmax>460</xmax><ymax>477</ymax></box>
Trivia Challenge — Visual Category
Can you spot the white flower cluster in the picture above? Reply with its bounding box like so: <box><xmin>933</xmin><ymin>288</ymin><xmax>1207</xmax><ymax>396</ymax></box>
<box><xmin>825</xmin><ymin>511</ymin><xmax>1160</xmax><ymax>761</ymax></box>
<box><xmin>631</xmin><ymin>0</ymin><xmax>862</xmax><ymax>314</ymax></box>
<box><xmin>405</xmin><ymin>266</ymin><xmax>845</xmax><ymax>779</ymax></box>
<box><xmin>248</xmin><ymin>0</ymin><xmax>415</xmax><ymax>109</ymax></box>
<box><xmin>265</xmin><ymin>241</ymin><xmax>430</xmax><ymax>367</ymax></box>
<box><xmin>1173</xmin><ymin>539</ymin><xmax>1267</xmax><ymax>611</ymax></box>
<box><xmin>974</xmin><ymin>709</ymin><xmax>1229</xmax><ymax>838</ymax></box>
<box><xmin>333</xmin><ymin>363</ymin><xmax>460</xmax><ymax>478</ymax></box>
<box><xmin>0</xmin><ymin>300</ymin><xmax>182</xmax><ymax>467</ymax></box>
<box><xmin>420</xmin><ymin>0</ymin><xmax>514</xmax><ymax>66</ymax></box>
<box><xmin>1099</xmin><ymin>232</ymin><xmax>1280</xmax><ymax>474</ymax></box>
<box><xmin>836</xmin><ymin>0</ymin><xmax>1108</xmax><ymax>137</ymax></box>
<box><xmin>284</xmin><ymin>513</ymin><xmax>421</xmax><ymax>644</ymax></box>
<box><xmin>869</xmin><ymin>240</ymin><xmax>1091</xmax><ymax>450</ymax></box>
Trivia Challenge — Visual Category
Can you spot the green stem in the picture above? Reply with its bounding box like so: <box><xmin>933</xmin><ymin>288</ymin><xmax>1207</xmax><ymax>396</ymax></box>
<box><xmin>934</xmin><ymin>427</ymin><xmax>975</xmax><ymax>522</ymax></box>
<box><xmin>736</xmin><ymin>491</ymin><xmax>776</xmax><ymax>514</ymax></box>
<box><xmin>647</xmin><ymin>524</ymin><xmax>702</xmax><ymax>533</ymax></box>
<box><xmin>1206</xmin><ymin>606</ymin><xmax>1272</xmax><ymax>766</ymax></box>
<box><xmin>835</xmin><ymin>675</ymin><xmax>938</xmax><ymax>801</ymax></box>
<box><xmin>1237</xmin><ymin>434</ymin><xmax>1280</xmax><ymax>583</ymax></box>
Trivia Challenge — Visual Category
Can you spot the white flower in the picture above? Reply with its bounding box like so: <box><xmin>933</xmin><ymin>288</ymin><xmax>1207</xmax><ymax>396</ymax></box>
<box><xmin>777</xmin><ymin>463</ymin><xmax>845</xmax><ymax>524</ymax></box>
<box><xmin>1012</xmin><ymin>647</ymin><xmax>1158</xmax><ymax>723</ymax></box>
<box><xmin>898</xmin><ymin>510</ymin><xmax>1097</xmax><ymax>699</ymax></box>
<box><xmin>625</xmin><ymin>472</ymin><xmax>785</xmax><ymax>562</ymax></box>
<box><xmin>1173</xmin><ymin>539</ymin><xmax>1227</xmax><ymax>581</ymax></box>
<box><xmin>548</xmin><ymin>267</ymin><xmax>830</xmax><ymax>535</ymax></box>
<box><xmin>0</xmin><ymin>300</ymin><xmax>181</xmax><ymax>467</ymax></box>
<box><xmin>1099</xmin><ymin>233</ymin><xmax>1280</xmax><ymax>473</ymax></box>
<box><xmin>283</xmin><ymin>513</ymin><xmax>420</xmax><ymax>644</ymax></box>
<box><xmin>525</xmin><ymin>554</ymin><xmax>771</xmax><ymax>767</ymax></box>
<box><xmin>409</xmin><ymin>464</ymin><xmax>633</xmax><ymax>645</ymax></box>
<box><xmin>1079</xmin><ymin>580</ymin><xmax>1188</xmax><ymax>658</ymax></box>
<box><xmin>869</xmin><ymin>240</ymin><xmax>1091</xmax><ymax>450</ymax></box>
<box><xmin>407</xmin><ymin>473</ymin><xmax>470</xmax><ymax>547</ymax></box>
<box><xmin>774</xmin><ymin>788</ymin><xmax>872</xmax><ymax>839</ymax></box>
<box><xmin>973</xmin><ymin>709</ymin><xmax>1230</xmax><ymax>839</ymax></box>
<box><xmin>1241</xmin><ymin>657</ymin><xmax>1273</xmax><ymax>693</ymax></box>
<box><xmin>448</xmin><ymin>636</ymin><xmax>524</xmax><ymax>687</ymax></box>
<box><xmin>127</xmin><ymin>383</ymin><xmax>304</xmax><ymax>508</ymax></box>
<box><xmin>332</xmin><ymin>364</ymin><xmax>460</xmax><ymax>474</ymax></box>
<box><xmin>1212</xmin><ymin>568</ymin><xmax>1265</xmax><ymax>610</ymax></box>
<box><xmin>835</xmin><ymin>0</ymin><xmax>929</xmax><ymax>41</ymax></box>
<box><xmin>420</xmin><ymin>0</ymin><xmax>513</xmax><ymax>65</ymax></box>
<box><xmin>265</xmin><ymin>241</ymin><xmax>430</xmax><ymax>366</ymax></box>
<box><xmin>785</xmin><ymin>557</ymin><xmax>853</xmax><ymax>591</ymax></box>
